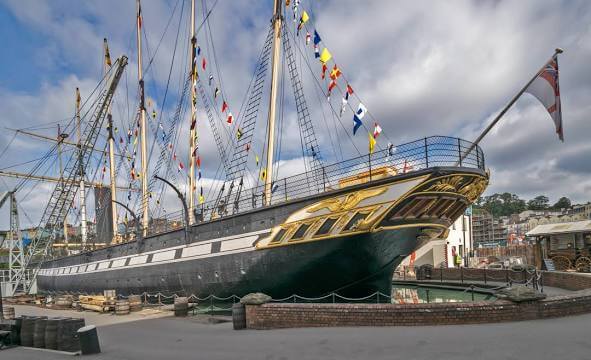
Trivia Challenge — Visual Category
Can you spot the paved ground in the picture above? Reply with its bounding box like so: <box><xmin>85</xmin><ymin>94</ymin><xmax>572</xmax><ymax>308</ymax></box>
<box><xmin>3</xmin><ymin>305</ymin><xmax>591</xmax><ymax>360</ymax></box>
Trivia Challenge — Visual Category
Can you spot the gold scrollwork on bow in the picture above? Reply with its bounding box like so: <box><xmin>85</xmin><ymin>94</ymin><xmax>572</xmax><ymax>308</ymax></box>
<box><xmin>306</xmin><ymin>187</ymin><xmax>388</xmax><ymax>214</ymax></box>
<box><xmin>424</xmin><ymin>175</ymin><xmax>488</xmax><ymax>202</ymax></box>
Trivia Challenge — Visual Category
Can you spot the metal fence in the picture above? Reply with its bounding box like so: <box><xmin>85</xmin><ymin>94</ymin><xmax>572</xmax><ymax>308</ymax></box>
<box><xmin>395</xmin><ymin>265</ymin><xmax>544</xmax><ymax>293</ymax></box>
<box><xmin>147</xmin><ymin>136</ymin><xmax>484</xmax><ymax>236</ymax></box>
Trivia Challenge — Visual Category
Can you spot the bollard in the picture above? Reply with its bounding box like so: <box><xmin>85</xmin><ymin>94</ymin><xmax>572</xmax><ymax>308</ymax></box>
<box><xmin>470</xmin><ymin>285</ymin><xmax>475</xmax><ymax>301</ymax></box>
<box><xmin>77</xmin><ymin>325</ymin><xmax>101</xmax><ymax>355</ymax></box>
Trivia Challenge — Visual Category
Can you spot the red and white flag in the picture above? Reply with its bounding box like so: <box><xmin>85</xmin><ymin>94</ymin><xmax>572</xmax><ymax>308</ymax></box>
<box><xmin>525</xmin><ymin>57</ymin><xmax>563</xmax><ymax>141</ymax></box>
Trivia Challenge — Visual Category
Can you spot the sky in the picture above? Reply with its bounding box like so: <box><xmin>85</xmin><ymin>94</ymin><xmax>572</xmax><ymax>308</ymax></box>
<box><xmin>0</xmin><ymin>0</ymin><xmax>590</xmax><ymax>229</ymax></box>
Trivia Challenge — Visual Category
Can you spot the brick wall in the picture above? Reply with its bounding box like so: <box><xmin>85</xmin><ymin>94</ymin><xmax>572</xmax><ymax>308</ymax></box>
<box><xmin>246</xmin><ymin>289</ymin><xmax>591</xmax><ymax>329</ymax></box>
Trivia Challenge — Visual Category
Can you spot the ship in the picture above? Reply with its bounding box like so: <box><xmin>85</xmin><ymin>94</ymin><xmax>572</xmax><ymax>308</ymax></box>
<box><xmin>27</xmin><ymin>0</ymin><xmax>489</xmax><ymax>299</ymax></box>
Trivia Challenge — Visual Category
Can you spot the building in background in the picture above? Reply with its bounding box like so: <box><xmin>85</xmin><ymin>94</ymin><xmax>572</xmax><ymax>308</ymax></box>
<box><xmin>399</xmin><ymin>214</ymin><xmax>472</xmax><ymax>269</ymax></box>
<box><xmin>472</xmin><ymin>208</ymin><xmax>507</xmax><ymax>247</ymax></box>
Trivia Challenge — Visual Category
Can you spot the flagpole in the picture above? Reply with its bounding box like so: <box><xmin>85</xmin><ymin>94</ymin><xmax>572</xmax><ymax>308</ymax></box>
<box><xmin>104</xmin><ymin>38</ymin><xmax>119</xmax><ymax>244</ymax></box>
<box><xmin>188</xmin><ymin>0</ymin><xmax>197</xmax><ymax>224</ymax></box>
<box><xmin>264</xmin><ymin>0</ymin><xmax>283</xmax><ymax>206</ymax></box>
<box><xmin>458</xmin><ymin>48</ymin><xmax>563</xmax><ymax>165</ymax></box>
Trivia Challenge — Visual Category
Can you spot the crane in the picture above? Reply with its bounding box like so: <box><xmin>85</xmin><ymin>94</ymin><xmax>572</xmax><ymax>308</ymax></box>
<box><xmin>9</xmin><ymin>55</ymin><xmax>129</xmax><ymax>296</ymax></box>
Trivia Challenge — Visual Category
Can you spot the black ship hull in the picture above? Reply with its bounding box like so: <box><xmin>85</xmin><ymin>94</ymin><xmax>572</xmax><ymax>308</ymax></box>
<box><xmin>37</xmin><ymin>167</ymin><xmax>488</xmax><ymax>299</ymax></box>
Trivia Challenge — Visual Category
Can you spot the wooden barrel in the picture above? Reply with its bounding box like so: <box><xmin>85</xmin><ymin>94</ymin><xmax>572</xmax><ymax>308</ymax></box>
<box><xmin>128</xmin><ymin>295</ymin><xmax>142</xmax><ymax>312</ymax></box>
<box><xmin>11</xmin><ymin>316</ymin><xmax>23</xmax><ymax>345</ymax></box>
<box><xmin>115</xmin><ymin>299</ymin><xmax>130</xmax><ymax>315</ymax></box>
<box><xmin>232</xmin><ymin>303</ymin><xmax>246</xmax><ymax>330</ymax></box>
<box><xmin>33</xmin><ymin>317</ymin><xmax>48</xmax><ymax>348</ymax></box>
<box><xmin>20</xmin><ymin>316</ymin><xmax>37</xmax><ymax>347</ymax></box>
<box><xmin>56</xmin><ymin>317</ymin><xmax>71</xmax><ymax>351</ymax></box>
<box><xmin>55</xmin><ymin>295</ymin><xmax>73</xmax><ymax>309</ymax></box>
<box><xmin>44</xmin><ymin>318</ymin><xmax>60</xmax><ymax>350</ymax></box>
<box><xmin>2</xmin><ymin>306</ymin><xmax>15</xmax><ymax>320</ymax></box>
<box><xmin>58</xmin><ymin>318</ymin><xmax>85</xmax><ymax>352</ymax></box>
<box><xmin>174</xmin><ymin>297</ymin><xmax>188</xmax><ymax>317</ymax></box>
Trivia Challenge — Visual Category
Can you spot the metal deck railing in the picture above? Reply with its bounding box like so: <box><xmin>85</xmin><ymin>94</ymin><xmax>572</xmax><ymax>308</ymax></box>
<box><xmin>144</xmin><ymin>136</ymin><xmax>484</xmax><ymax>237</ymax></box>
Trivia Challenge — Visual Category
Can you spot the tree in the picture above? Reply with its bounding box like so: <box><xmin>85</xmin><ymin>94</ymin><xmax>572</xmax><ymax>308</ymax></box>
<box><xmin>527</xmin><ymin>195</ymin><xmax>550</xmax><ymax>211</ymax></box>
<box><xmin>553</xmin><ymin>196</ymin><xmax>571</xmax><ymax>210</ymax></box>
<box><xmin>476</xmin><ymin>192</ymin><xmax>526</xmax><ymax>217</ymax></box>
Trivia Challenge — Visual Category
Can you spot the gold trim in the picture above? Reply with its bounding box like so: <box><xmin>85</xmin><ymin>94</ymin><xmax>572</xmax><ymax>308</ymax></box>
<box><xmin>305</xmin><ymin>187</ymin><xmax>388</xmax><ymax>213</ymax></box>
<box><xmin>256</xmin><ymin>171</ymin><xmax>489</xmax><ymax>250</ymax></box>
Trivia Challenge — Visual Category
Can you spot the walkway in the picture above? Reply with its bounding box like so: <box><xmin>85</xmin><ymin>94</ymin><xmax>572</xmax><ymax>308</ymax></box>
<box><xmin>3</xmin><ymin>305</ymin><xmax>591</xmax><ymax>360</ymax></box>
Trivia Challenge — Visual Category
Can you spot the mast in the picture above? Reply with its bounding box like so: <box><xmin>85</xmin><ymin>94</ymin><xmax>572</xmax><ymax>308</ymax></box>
<box><xmin>104</xmin><ymin>38</ymin><xmax>119</xmax><ymax>243</ymax></box>
<box><xmin>75</xmin><ymin>88</ymin><xmax>88</xmax><ymax>249</ymax></box>
<box><xmin>188</xmin><ymin>0</ymin><xmax>196</xmax><ymax>223</ymax></box>
<box><xmin>57</xmin><ymin>124</ymin><xmax>69</xmax><ymax>249</ymax></box>
<box><xmin>264</xmin><ymin>0</ymin><xmax>282</xmax><ymax>206</ymax></box>
<box><xmin>136</xmin><ymin>0</ymin><xmax>149</xmax><ymax>235</ymax></box>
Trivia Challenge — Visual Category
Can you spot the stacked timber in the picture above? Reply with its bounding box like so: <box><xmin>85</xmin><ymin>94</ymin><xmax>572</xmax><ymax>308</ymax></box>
<box><xmin>79</xmin><ymin>295</ymin><xmax>115</xmax><ymax>313</ymax></box>
<box><xmin>174</xmin><ymin>297</ymin><xmax>189</xmax><ymax>317</ymax></box>
<box><xmin>115</xmin><ymin>299</ymin><xmax>130</xmax><ymax>315</ymax></box>
<box><xmin>128</xmin><ymin>295</ymin><xmax>142</xmax><ymax>312</ymax></box>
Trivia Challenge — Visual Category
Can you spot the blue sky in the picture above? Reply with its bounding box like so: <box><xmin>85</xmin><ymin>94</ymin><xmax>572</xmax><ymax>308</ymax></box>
<box><xmin>1</xmin><ymin>0</ymin><xmax>590</xmax><ymax>228</ymax></box>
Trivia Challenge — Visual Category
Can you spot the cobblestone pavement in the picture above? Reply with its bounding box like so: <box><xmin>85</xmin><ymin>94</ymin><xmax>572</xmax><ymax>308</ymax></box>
<box><xmin>3</xmin><ymin>305</ymin><xmax>591</xmax><ymax>360</ymax></box>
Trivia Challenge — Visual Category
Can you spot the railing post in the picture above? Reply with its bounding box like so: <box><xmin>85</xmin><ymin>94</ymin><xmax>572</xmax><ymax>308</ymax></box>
<box><xmin>483</xmin><ymin>269</ymin><xmax>487</xmax><ymax>285</ymax></box>
<box><xmin>426</xmin><ymin>289</ymin><xmax>430</xmax><ymax>304</ymax></box>
<box><xmin>368</xmin><ymin>154</ymin><xmax>372</xmax><ymax>181</ymax></box>
<box><xmin>460</xmin><ymin>267</ymin><xmax>464</xmax><ymax>284</ymax></box>
<box><xmin>424</xmin><ymin>137</ymin><xmax>429</xmax><ymax>168</ymax></box>
<box><xmin>284</xmin><ymin>178</ymin><xmax>288</xmax><ymax>202</ymax></box>
<box><xmin>322</xmin><ymin>167</ymin><xmax>326</xmax><ymax>192</ymax></box>
<box><xmin>457</xmin><ymin>138</ymin><xmax>463</xmax><ymax>167</ymax></box>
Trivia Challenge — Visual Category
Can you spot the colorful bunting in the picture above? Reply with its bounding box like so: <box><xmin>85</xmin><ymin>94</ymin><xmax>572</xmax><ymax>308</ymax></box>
<box><xmin>209</xmin><ymin>75</ymin><xmax>213</xmax><ymax>86</ymax></box>
<box><xmin>373</xmin><ymin>123</ymin><xmax>382</xmax><ymax>139</ymax></box>
<box><xmin>305</xmin><ymin>32</ymin><xmax>311</xmax><ymax>45</ymax></box>
<box><xmin>255</xmin><ymin>154</ymin><xmax>259</xmax><ymax>166</ymax></box>
<box><xmin>236</xmin><ymin>128</ymin><xmax>243</xmax><ymax>140</ymax></box>
<box><xmin>202</xmin><ymin>57</ymin><xmax>207</xmax><ymax>70</ymax></box>
<box><xmin>329</xmin><ymin>64</ymin><xmax>341</xmax><ymax>80</ymax></box>
<box><xmin>321</xmin><ymin>63</ymin><xmax>327</xmax><ymax>80</ymax></box>
<box><xmin>227</xmin><ymin>112</ymin><xmax>234</xmax><ymax>124</ymax></box>
<box><xmin>214</xmin><ymin>87</ymin><xmax>220</xmax><ymax>99</ymax></box>
<box><xmin>368</xmin><ymin>132</ymin><xmax>376</xmax><ymax>154</ymax></box>
<box><xmin>298</xmin><ymin>11</ymin><xmax>309</xmax><ymax>34</ymax></box>
<box><xmin>199</xmin><ymin>187</ymin><xmax>204</xmax><ymax>204</ymax></box>
<box><xmin>353</xmin><ymin>103</ymin><xmax>367</xmax><ymax>135</ymax></box>
<box><xmin>319</xmin><ymin>48</ymin><xmax>332</xmax><ymax>64</ymax></box>
<box><xmin>221</xmin><ymin>101</ymin><xmax>228</xmax><ymax>113</ymax></box>
<box><xmin>260</xmin><ymin>169</ymin><xmax>266</xmax><ymax>181</ymax></box>
<box><xmin>313</xmin><ymin>30</ymin><xmax>321</xmax><ymax>45</ymax></box>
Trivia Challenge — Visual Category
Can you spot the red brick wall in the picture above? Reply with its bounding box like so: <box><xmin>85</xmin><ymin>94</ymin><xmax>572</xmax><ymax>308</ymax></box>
<box><xmin>246</xmin><ymin>289</ymin><xmax>591</xmax><ymax>329</ymax></box>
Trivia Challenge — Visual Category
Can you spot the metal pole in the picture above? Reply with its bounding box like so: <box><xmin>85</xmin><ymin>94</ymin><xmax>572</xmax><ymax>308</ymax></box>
<box><xmin>154</xmin><ymin>176</ymin><xmax>190</xmax><ymax>243</ymax></box>
<box><xmin>424</xmin><ymin>137</ymin><xmax>429</xmax><ymax>168</ymax></box>
<box><xmin>137</xmin><ymin>0</ymin><xmax>149</xmax><ymax>236</ymax></box>
<box><xmin>264</xmin><ymin>0</ymin><xmax>283</xmax><ymax>206</ymax></box>
<box><xmin>458</xmin><ymin>48</ymin><xmax>563</xmax><ymax>165</ymax></box>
